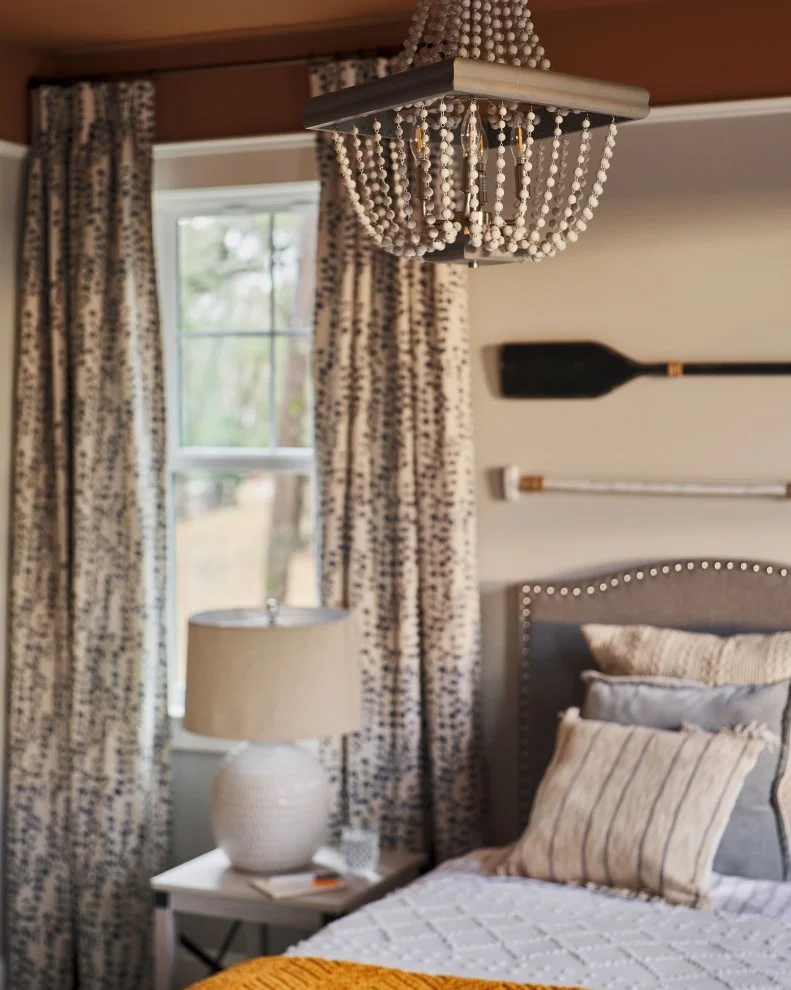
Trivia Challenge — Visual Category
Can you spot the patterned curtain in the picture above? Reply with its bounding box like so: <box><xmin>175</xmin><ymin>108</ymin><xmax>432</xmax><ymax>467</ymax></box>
<box><xmin>6</xmin><ymin>82</ymin><xmax>170</xmax><ymax>990</ymax></box>
<box><xmin>310</xmin><ymin>59</ymin><xmax>482</xmax><ymax>862</ymax></box>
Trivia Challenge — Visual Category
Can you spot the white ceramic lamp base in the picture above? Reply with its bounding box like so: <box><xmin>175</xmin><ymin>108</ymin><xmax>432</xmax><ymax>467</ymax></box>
<box><xmin>212</xmin><ymin>742</ymin><xmax>329</xmax><ymax>873</ymax></box>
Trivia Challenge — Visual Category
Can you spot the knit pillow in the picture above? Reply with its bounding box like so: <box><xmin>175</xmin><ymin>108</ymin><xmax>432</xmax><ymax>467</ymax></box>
<box><xmin>581</xmin><ymin>624</ymin><xmax>791</xmax><ymax>685</ymax></box>
<box><xmin>498</xmin><ymin>709</ymin><xmax>770</xmax><ymax>908</ymax></box>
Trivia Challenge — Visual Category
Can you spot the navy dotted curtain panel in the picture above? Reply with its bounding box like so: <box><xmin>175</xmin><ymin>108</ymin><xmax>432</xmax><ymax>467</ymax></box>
<box><xmin>310</xmin><ymin>58</ymin><xmax>483</xmax><ymax>862</ymax></box>
<box><xmin>6</xmin><ymin>81</ymin><xmax>170</xmax><ymax>989</ymax></box>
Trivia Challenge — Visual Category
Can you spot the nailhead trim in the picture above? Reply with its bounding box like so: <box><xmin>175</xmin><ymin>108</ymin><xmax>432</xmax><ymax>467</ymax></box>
<box><xmin>517</xmin><ymin>559</ymin><xmax>790</xmax><ymax>825</ymax></box>
<box><xmin>521</xmin><ymin>560</ymin><xmax>788</xmax><ymax>611</ymax></box>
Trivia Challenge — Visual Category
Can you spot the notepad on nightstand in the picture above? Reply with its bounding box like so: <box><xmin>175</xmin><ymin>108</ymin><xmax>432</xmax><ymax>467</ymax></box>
<box><xmin>249</xmin><ymin>870</ymin><xmax>345</xmax><ymax>899</ymax></box>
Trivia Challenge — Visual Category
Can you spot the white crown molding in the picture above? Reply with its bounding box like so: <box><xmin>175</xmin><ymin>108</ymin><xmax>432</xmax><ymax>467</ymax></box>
<box><xmin>155</xmin><ymin>179</ymin><xmax>319</xmax><ymax>211</ymax></box>
<box><xmin>0</xmin><ymin>139</ymin><xmax>27</xmax><ymax>160</ymax></box>
<box><xmin>154</xmin><ymin>131</ymin><xmax>315</xmax><ymax>160</ymax></box>
<box><xmin>637</xmin><ymin>95</ymin><xmax>791</xmax><ymax>126</ymax></box>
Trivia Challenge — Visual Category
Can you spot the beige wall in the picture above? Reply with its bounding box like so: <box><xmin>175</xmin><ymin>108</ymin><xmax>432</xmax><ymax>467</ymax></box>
<box><xmin>472</xmin><ymin>109</ymin><xmax>791</xmax><ymax>843</ymax></box>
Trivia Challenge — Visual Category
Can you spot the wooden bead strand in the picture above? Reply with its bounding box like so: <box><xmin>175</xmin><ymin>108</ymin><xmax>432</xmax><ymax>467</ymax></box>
<box><xmin>370</xmin><ymin>120</ymin><xmax>395</xmax><ymax>247</ymax></box>
<box><xmin>491</xmin><ymin>0</ymin><xmax>507</xmax><ymax>63</ymax></box>
<box><xmin>403</xmin><ymin>0</ymin><xmax>433</xmax><ymax>67</ymax></box>
<box><xmin>466</xmin><ymin>100</ymin><xmax>484</xmax><ymax>248</ymax></box>
<box><xmin>491</xmin><ymin>104</ymin><xmax>509</xmax><ymax>250</ymax></box>
<box><xmin>438</xmin><ymin>100</ymin><xmax>459</xmax><ymax>241</ymax></box>
<box><xmin>389</xmin><ymin>129</ymin><xmax>410</xmax><ymax>256</ymax></box>
<box><xmin>471</xmin><ymin>0</ymin><xmax>482</xmax><ymax>58</ymax></box>
<box><xmin>334</xmin><ymin>133</ymin><xmax>384</xmax><ymax>246</ymax></box>
<box><xmin>513</xmin><ymin>109</ymin><xmax>535</xmax><ymax>253</ymax></box>
<box><xmin>417</xmin><ymin>106</ymin><xmax>439</xmax><ymax>250</ymax></box>
<box><xmin>537</xmin><ymin>122</ymin><xmax>571</xmax><ymax>258</ymax></box>
<box><xmin>393</xmin><ymin>111</ymin><xmax>422</xmax><ymax>253</ymax></box>
<box><xmin>457</xmin><ymin>0</ymin><xmax>472</xmax><ymax>57</ymax></box>
<box><xmin>562</xmin><ymin>117</ymin><xmax>592</xmax><ymax>247</ymax></box>
<box><xmin>481</xmin><ymin>0</ymin><xmax>496</xmax><ymax>62</ymax></box>
<box><xmin>574</xmin><ymin>121</ymin><xmax>617</xmax><ymax>240</ymax></box>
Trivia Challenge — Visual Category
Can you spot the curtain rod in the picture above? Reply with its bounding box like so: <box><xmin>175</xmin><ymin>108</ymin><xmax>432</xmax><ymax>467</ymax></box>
<box><xmin>27</xmin><ymin>45</ymin><xmax>399</xmax><ymax>89</ymax></box>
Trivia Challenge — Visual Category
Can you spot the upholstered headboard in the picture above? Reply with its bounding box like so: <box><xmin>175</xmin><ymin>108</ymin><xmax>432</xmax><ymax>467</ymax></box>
<box><xmin>518</xmin><ymin>558</ymin><xmax>791</xmax><ymax>827</ymax></box>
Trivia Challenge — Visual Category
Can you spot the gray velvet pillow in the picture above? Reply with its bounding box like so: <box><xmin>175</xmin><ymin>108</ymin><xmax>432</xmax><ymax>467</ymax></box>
<box><xmin>581</xmin><ymin>671</ymin><xmax>791</xmax><ymax>881</ymax></box>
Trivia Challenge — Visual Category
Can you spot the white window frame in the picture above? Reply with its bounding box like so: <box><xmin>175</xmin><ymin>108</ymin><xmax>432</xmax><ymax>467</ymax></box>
<box><xmin>155</xmin><ymin>180</ymin><xmax>321</xmax><ymax>739</ymax></box>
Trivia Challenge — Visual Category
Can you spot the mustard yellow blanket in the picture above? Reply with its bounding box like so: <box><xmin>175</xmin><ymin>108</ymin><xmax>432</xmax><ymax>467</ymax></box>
<box><xmin>190</xmin><ymin>957</ymin><xmax>584</xmax><ymax>990</ymax></box>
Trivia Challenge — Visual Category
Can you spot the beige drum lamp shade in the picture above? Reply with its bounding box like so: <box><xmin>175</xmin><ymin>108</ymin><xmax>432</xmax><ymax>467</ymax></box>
<box><xmin>184</xmin><ymin>606</ymin><xmax>361</xmax><ymax>741</ymax></box>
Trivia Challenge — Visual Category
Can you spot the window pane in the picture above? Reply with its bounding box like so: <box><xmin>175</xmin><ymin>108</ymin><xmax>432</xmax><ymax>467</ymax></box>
<box><xmin>275</xmin><ymin>334</ymin><xmax>313</xmax><ymax>448</ymax></box>
<box><xmin>178</xmin><ymin>214</ymin><xmax>273</xmax><ymax>333</ymax></box>
<box><xmin>272</xmin><ymin>208</ymin><xmax>318</xmax><ymax>330</ymax></box>
<box><xmin>180</xmin><ymin>336</ymin><xmax>272</xmax><ymax>448</ymax></box>
<box><xmin>174</xmin><ymin>470</ymin><xmax>317</xmax><ymax>686</ymax></box>
<box><xmin>178</xmin><ymin>207</ymin><xmax>318</xmax><ymax>334</ymax></box>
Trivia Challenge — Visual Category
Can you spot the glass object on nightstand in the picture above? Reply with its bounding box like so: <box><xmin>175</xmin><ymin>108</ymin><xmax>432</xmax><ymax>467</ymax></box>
<box><xmin>340</xmin><ymin>826</ymin><xmax>380</xmax><ymax>879</ymax></box>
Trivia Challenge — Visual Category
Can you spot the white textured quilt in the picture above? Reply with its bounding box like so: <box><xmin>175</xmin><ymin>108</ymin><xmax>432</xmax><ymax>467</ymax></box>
<box><xmin>291</xmin><ymin>854</ymin><xmax>791</xmax><ymax>990</ymax></box>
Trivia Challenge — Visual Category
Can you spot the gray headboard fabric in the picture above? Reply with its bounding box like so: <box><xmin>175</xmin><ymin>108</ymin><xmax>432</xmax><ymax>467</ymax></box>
<box><xmin>518</xmin><ymin>558</ymin><xmax>791</xmax><ymax>827</ymax></box>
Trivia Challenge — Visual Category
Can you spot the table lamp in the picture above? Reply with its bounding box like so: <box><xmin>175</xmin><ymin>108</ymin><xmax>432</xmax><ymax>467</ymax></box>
<box><xmin>184</xmin><ymin>601</ymin><xmax>360</xmax><ymax>873</ymax></box>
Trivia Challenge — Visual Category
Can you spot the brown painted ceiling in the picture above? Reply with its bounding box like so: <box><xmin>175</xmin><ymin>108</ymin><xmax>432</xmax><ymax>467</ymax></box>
<box><xmin>0</xmin><ymin>0</ymin><xmax>783</xmax><ymax>148</ymax></box>
<box><xmin>0</xmin><ymin>0</ymin><xmax>660</xmax><ymax>51</ymax></box>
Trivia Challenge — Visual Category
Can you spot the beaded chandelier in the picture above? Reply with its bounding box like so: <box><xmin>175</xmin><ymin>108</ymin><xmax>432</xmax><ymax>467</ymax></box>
<box><xmin>304</xmin><ymin>0</ymin><xmax>650</xmax><ymax>265</ymax></box>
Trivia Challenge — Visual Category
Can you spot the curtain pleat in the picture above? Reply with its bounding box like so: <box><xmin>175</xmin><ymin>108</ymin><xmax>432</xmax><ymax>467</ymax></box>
<box><xmin>6</xmin><ymin>81</ymin><xmax>170</xmax><ymax>990</ymax></box>
<box><xmin>310</xmin><ymin>59</ymin><xmax>483</xmax><ymax>860</ymax></box>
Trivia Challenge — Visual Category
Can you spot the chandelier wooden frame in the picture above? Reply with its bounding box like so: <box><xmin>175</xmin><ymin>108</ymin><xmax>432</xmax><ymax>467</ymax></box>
<box><xmin>304</xmin><ymin>58</ymin><xmax>649</xmax><ymax>140</ymax></box>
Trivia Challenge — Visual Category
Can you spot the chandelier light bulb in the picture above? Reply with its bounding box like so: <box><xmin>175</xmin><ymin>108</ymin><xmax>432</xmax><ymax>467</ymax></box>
<box><xmin>461</xmin><ymin>106</ymin><xmax>488</xmax><ymax>159</ymax></box>
<box><xmin>461</xmin><ymin>104</ymin><xmax>489</xmax><ymax>216</ymax></box>
<box><xmin>509</xmin><ymin>111</ymin><xmax>534</xmax><ymax>165</ymax></box>
<box><xmin>410</xmin><ymin>119</ymin><xmax>431</xmax><ymax>164</ymax></box>
<box><xmin>304</xmin><ymin>0</ymin><xmax>650</xmax><ymax>264</ymax></box>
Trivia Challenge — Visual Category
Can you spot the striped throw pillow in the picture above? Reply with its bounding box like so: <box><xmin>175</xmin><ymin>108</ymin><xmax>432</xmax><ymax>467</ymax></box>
<box><xmin>499</xmin><ymin>709</ymin><xmax>770</xmax><ymax>907</ymax></box>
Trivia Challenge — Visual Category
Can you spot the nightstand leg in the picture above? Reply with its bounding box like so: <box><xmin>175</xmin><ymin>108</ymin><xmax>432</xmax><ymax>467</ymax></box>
<box><xmin>245</xmin><ymin>923</ymin><xmax>271</xmax><ymax>958</ymax></box>
<box><xmin>153</xmin><ymin>891</ymin><xmax>177</xmax><ymax>990</ymax></box>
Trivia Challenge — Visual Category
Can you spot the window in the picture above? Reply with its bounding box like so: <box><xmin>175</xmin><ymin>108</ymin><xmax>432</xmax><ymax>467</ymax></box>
<box><xmin>157</xmin><ymin>182</ymin><xmax>321</xmax><ymax>713</ymax></box>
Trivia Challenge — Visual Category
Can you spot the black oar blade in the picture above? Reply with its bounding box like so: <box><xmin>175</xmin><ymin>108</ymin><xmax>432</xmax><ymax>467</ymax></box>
<box><xmin>500</xmin><ymin>341</ymin><xmax>641</xmax><ymax>399</ymax></box>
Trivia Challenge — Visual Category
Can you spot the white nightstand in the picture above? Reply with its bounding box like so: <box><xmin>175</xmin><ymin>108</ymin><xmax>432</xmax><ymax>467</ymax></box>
<box><xmin>152</xmin><ymin>846</ymin><xmax>427</xmax><ymax>990</ymax></box>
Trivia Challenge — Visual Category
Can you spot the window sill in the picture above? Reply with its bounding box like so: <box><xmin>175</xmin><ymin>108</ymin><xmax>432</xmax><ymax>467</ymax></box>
<box><xmin>170</xmin><ymin>715</ymin><xmax>241</xmax><ymax>755</ymax></box>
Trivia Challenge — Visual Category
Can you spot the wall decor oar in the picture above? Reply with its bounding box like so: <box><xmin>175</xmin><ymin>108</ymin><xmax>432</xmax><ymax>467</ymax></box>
<box><xmin>500</xmin><ymin>341</ymin><xmax>791</xmax><ymax>399</ymax></box>
<box><xmin>501</xmin><ymin>466</ymin><xmax>791</xmax><ymax>501</ymax></box>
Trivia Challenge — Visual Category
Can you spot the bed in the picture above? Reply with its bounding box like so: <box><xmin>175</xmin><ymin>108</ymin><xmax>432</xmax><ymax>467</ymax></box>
<box><xmin>200</xmin><ymin>559</ymin><xmax>791</xmax><ymax>990</ymax></box>
<box><xmin>289</xmin><ymin>852</ymin><xmax>791</xmax><ymax>989</ymax></box>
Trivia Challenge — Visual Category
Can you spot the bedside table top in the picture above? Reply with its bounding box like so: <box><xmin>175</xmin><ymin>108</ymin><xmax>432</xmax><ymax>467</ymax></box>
<box><xmin>152</xmin><ymin>846</ymin><xmax>427</xmax><ymax>918</ymax></box>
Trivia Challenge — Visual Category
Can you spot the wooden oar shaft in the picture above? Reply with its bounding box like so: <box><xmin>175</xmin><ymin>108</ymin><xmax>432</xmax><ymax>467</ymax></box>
<box><xmin>666</xmin><ymin>361</ymin><xmax>791</xmax><ymax>377</ymax></box>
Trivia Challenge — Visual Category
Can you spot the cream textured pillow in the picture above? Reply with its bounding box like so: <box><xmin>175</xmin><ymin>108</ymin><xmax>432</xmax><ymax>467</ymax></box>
<box><xmin>498</xmin><ymin>709</ymin><xmax>770</xmax><ymax>908</ymax></box>
<box><xmin>582</xmin><ymin>624</ymin><xmax>791</xmax><ymax>685</ymax></box>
